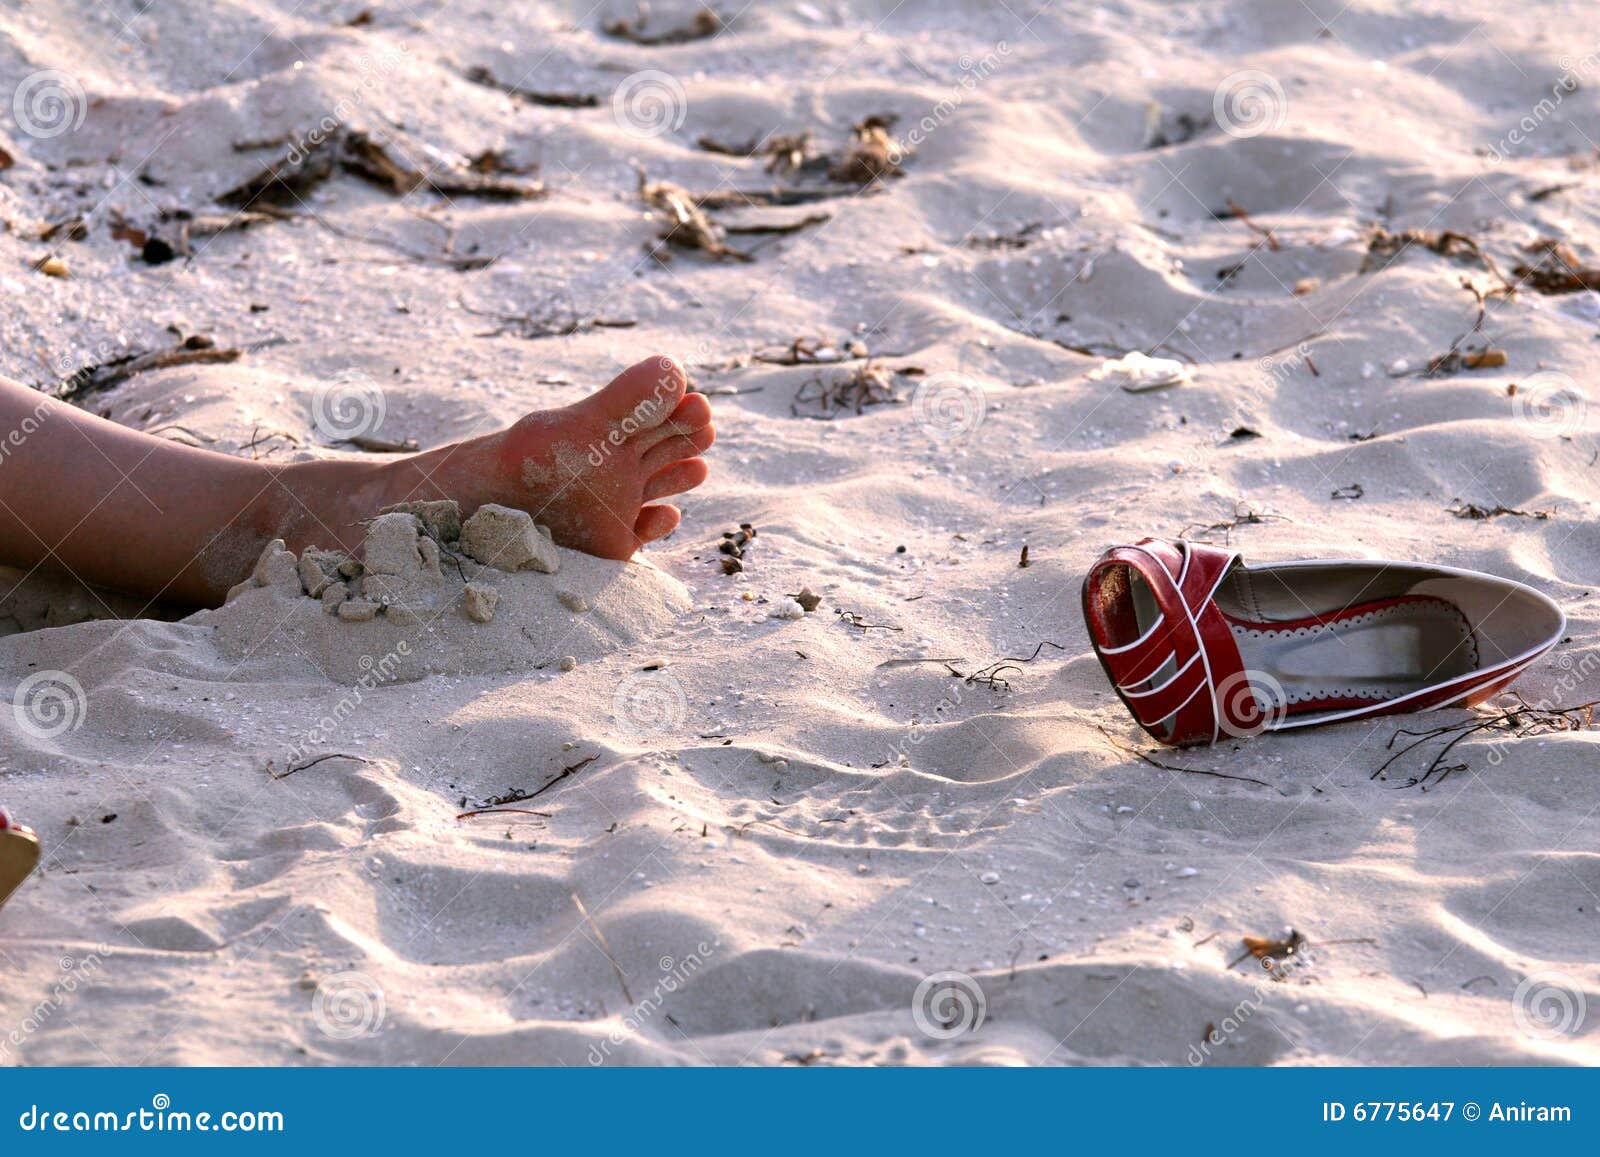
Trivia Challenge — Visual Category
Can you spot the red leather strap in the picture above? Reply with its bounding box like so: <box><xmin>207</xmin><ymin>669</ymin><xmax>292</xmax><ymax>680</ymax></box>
<box><xmin>1082</xmin><ymin>538</ymin><xmax>1255</xmax><ymax>746</ymax></box>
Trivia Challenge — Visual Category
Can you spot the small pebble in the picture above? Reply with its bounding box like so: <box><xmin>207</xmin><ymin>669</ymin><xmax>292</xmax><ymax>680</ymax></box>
<box><xmin>558</xmin><ymin>655</ymin><xmax>577</xmax><ymax>671</ymax></box>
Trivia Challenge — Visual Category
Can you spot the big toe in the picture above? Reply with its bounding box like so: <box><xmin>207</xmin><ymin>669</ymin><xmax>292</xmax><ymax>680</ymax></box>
<box><xmin>591</xmin><ymin>355</ymin><xmax>688</xmax><ymax>432</ymax></box>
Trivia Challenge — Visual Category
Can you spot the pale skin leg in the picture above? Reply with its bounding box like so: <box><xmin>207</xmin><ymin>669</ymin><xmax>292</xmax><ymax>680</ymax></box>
<box><xmin>0</xmin><ymin>356</ymin><xmax>713</xmax><ymax>607</ymax></box>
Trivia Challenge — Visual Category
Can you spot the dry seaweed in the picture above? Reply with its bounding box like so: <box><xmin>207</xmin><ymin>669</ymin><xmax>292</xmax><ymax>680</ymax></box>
<box><xmin>1095</xmin><ymin>726</ymin><xmax>1278</xmax><ymax>790</ymax></box>
<box><xmin>222</xmin><ymin>130</ymin><xmax>544</xmax><ymax>210</ymax></box>
<box><xmin>462</xmin><ymin>65</ymin><xmax>599</xmax><ymax>108</ymax></box>
<box><xmin>639</xmin><ymin>174</ymin><xmax>750</xmax><ymax>261</ymax></box>
<box><xmin>827</xmin><ymin>115</ymin><xmax>905</xmax><ymax>184</ymax></box>
<box><xmin>791</xmin><ymin>360</ymin><xmax>908</xmax><ymax>418</ymax></box>
<box><xmin>1361</xmin><ymin>225</ymin><xmax>1513</xmax><ymax>290</ymax></box>
<box><xmin>1512</xmin><ymin>236</ymin><xmax>1600</xmax><ymax>293</ymax></box>
<box><xmin>1219</xmin><ymin>198</ymin><xmax>1280</xmax><ymax>251</ymax></box>
<box><xmin>697</xmin><ymin>131</ymin><xmax>817</xmax><ymax>175</ymax></box>
<box><xmin>964</xmin><ymin>640</ymin><xmax>1068</xmax><ymax>691</ymax></box>
<box><xmin>1330</xmin><ymin>483</ymin><xmax>1364</xmax><ymax>501</ymax></box>
<box><xmin>1447</xmin><ymin>500</ymin><xmax>1552</xmax><ymax>521</ymax></box>
<box><xmin>1373</xmin><ymin>694</ymin><xmax>1598</xmax><ymax>789</ymax></box>
<box><xmin>967</xmin><ymin>222</ymin><xmax>1043</xmax><ymax>250</ymax></box>
<box><xmin>54</xmin><ymin>336</ymin><xmax>242</xmax><ymax>402</ymax></box>
<box><xmin>603</xmin><ymin>5</ymin><xmax>723</xmax><ymax>45</ymax></box>
<box><xmin>342</xmin><ymin>130</ymin><xmax>544</xmax><ymax>200</ymax></box>
<box><xmin>1180</xmin><ymin>501</ymin><xmax>1284</xmax><ymax>545</ymax></box>
<box><xmin>460</xmin><ymin>297</ymin><xmax>636</xmax><ymax>339</ymax></box>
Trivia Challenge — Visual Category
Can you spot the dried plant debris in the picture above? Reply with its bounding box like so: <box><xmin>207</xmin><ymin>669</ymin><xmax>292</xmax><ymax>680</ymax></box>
<box><xmin>1330</xmin><ymin>483</ymin><xmax>1364</xmax><ymax>501</ymax></box>
<box><xmin>639</xmin><ymin>174</ymin><xmax>750</xmax><ymax>261</ymax></box>
<box><xmin>603</xmin><ymin>5</ymin><xmax>723</xmax><ymax>45</ymax></box>
<box><xmin>1374</xmin><ymin>695</ymin><xmax>1597</xmax><ymax>789</ymax></box>
<box><xmin>963</xmin><ymin>640</ymin><xmax>1068</xmax><ymax>692</ymax></box>
<box><xmin>462</xmin><ymin>66</ymin><xmax>599</xmax><ymax>108</ymax></box>
<box><xmin>54</xmin><ymin>334</ymin><xmax>241</xmax><ymax>402</ymax></box>
<box><xmin>1398</xmin><ymin>279</ymin><xmax>1510</xmax><ymax>378</ymax></box>
<box><xmin>1144</xmin><ymin>104</ymin><xmax>1208</xmax><ymax>149</ymax></box>
<box><xmin>754</xmin><ymin>336</ymin><xmax>890</xmax><ymax>365</ymax></box>
<box><xmin>1512</xmin><ymin>236</ymin><xmax>1600</xmax><ymax>293</ymax></box>
<box><xmin>1231</xmin><ymin>929</ymin><xmax>1307</xmax><ymax>978</ymax></box>
<box><xmin>222</xmin><ymin>130</ymin><xmax>544</xmax><ymax>210</ymax></box>
<box><xmin>716</xmin><ymin>523</ymin><xmax>757</xmax><ymax>573</ymax></box>
<box><xmin>791</xmin><ymin>360</ymin><xmax>914</xmax><ymax>418</ymax></box>
<box><xmin>828</xmin><ymin>115</ymin><xmax>905</xmax><ymax>184</ymax></box>
<box><xmin>697</xmin><ymin>131</ymin><xmax>818</xmax><ymax>175</ymax></box>
<box><xmin>1360</xmin><ymin>226</ymin><xmax>1513</xmax><ymax>289</ymax></box>
<box><xmin>1447</xmin><ymin>501</ymin><xmax>1552</xmax><ymax>521</ymax></box>
<box><xmin>461</xmin><ymin>296</ymin><xmax>636</xmax><ymax>340</ymax></box>
<box><xmin>1180</xmin><ymin>501</ymin><xmax>1284</xmax><ymax>545</ymax></box>
<box><xmin>111</xmin><ymin>208</ymin><xmax>277</xmax><ymax>265</ymax></box>
<box><xmin>966</xmin><ymin>221</ymin><xmax>1044</xmax><ymax>250</ymax></box>
<box><xmin>341</xmin><ymin>131</ymin><xmax>543</xmax><ymax>200</ymax></box>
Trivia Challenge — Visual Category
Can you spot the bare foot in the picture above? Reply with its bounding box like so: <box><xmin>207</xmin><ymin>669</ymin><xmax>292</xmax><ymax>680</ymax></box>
<box><xmin>274</xmin><ymin>356</ymin><xmax>714</xmax><ymax>563</ymax></box>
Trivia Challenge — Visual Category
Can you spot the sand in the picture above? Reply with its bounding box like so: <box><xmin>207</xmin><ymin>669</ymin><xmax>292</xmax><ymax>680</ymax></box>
<box><xmin>1</xmin><ymin>0</ymin><xmax>1598</xmax><ymax>1065</ymax></box>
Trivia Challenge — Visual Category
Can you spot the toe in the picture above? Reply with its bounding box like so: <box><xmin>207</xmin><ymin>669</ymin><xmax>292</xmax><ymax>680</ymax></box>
<box><xmin>667</xmin><ymin>393</ymin><xmax>713</xmax><ymax>429</ymax></box>
<box><xmin>590</xmin><ymin>355</ymin><xmax>688</xmax><ymax>431</ymax></box>
<box><xmin>641</xmin><ymin>426</ymin><xmax>716</xmax><ymax>472</ymax></box>
<box><xmin>644</xmin><ymin>457</ymin><xmax>710</xmax><ymax>501</ymax></box>
<box><xmin>634</xmin><ymin>504</ymin><xmax>682</xmax><ymax>543</ymax></box>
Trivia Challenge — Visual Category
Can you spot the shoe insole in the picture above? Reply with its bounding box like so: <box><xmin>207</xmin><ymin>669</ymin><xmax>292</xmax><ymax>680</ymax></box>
<box><xmin>0</xmin><ymin>827</ymin><xmax>40</xmax><ymax>912</ymax></box>
<box><xmin>1226</xmin><ymin>596</ymin><xmax>1477</xmax><ymax>714</ymax></box>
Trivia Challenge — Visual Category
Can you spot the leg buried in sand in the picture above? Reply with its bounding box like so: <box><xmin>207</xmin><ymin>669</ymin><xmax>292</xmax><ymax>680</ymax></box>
<box><xmin>0</xmin><ymin>356</ymin><xmax>713</xmax><ymax>607</ymax></box>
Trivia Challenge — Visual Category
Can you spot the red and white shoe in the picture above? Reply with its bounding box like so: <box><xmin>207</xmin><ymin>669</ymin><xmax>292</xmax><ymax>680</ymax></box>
<box><xmin>0</xmin><ymin>807</ymin><xmax>40</xmax><ymax>913</ymax></box>
<box><xmin>1082</xmin><ymin>538</ymin><xmax>1565</xmax><ymax>747</ymax></box>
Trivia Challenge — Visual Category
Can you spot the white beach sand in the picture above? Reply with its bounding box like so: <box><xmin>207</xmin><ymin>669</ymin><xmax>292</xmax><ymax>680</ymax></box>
<box><xmin>1</xmin><ymin>0</ymin><xmax>1597</xmax><ymax>1065</ymax></box>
